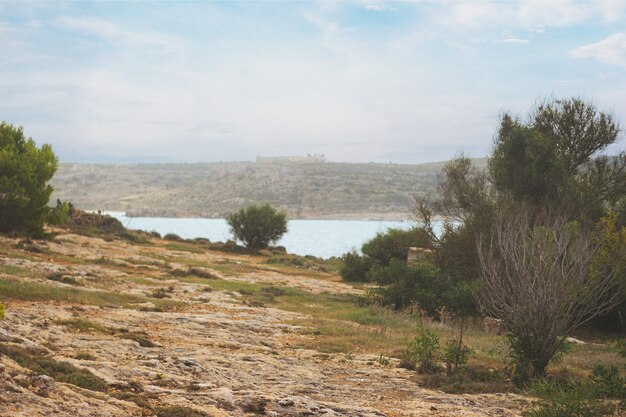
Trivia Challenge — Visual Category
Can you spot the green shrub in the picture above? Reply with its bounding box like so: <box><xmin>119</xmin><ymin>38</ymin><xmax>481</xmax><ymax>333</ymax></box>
<box><xmin>367</xmin><ymin>260</ymin><xmax>475</xmax><ymax>316</ymax></box>
<box><xmin>163</xmin><ymin>233</ymin><xmax>183</xmax><ymax>241</ymax></box>
<box><xmin>443</xmin><ymin>337</ymin><xmax>473</xmax><ymax>376</ymax></box>
<box><xmin>361</xmin><ymin>227</ymin><xmax>431</xmax><ymax>267</ymax></box>
<box><xmin>226</xmin><ymin>204</ymin><xmax>287</xmax><ymax>251</ymax></box>
<box><xmin>524</xmin><ymin>380</ymin><xmax>610</xmax><ymax>417</ymax></box>
<box><xmin>47</xmin><ymin>199</ymin><xmax>74</xmax><ymax>225</ymax></box>
<box><xmin>0</xmin><ymin>303</ymin><xmax>4</xmax><ymax>319</ymax></box>
<box><xmin>404</xmin><ymin>322</ymin><xmax>441</xmax><ymax>373</ymax></box>
<box><xmin>0</xmin><ymin>122</ymin><xmax>58</xmax><ymax>237</ymax></box>
<box><xmin>589</xmin><ymin>364</ymin><xmax>626</xmax><ymax>399</ymax></box>
<box><xmin>339</xmin><ymin>251</ymin><xmax>372</xmax><ymax>282</ymax></box>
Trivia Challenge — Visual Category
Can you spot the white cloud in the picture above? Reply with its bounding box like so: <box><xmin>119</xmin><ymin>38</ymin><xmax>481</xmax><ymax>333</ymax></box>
<box><xmin>497</xmin><ymin>37</ymin><xmax>530</xmax><ymax>44</ymax></box>
<box><xmin>430</xmin><ymin>0</ymin><xmax>620</xmax><ymax>30</ymax></box>
<box><xmin>569</xmin><ymin>32</ymin><xmax>626</xmax><ymax>68</ymax></box>
<box><xmin>358</xmin><ymin>1</ymin><xmax>398</xmax><ymax>12</ymax></box>
<box><xmin>56</xmin><ymin>16</ymin><xmax>183</xmax><ymax>57</ymax></box>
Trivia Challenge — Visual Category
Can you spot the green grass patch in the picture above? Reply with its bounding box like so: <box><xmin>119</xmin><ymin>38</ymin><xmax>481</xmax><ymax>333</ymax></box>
<box><xmin>56</xmin><ymin>318</ymin><xmax>111</xmax><ymax>334</ymax></box>
<box><xmin>0</xmin><ymin>278</ymin><xmax>183</xmax><ymax>310</ymax></box>
<box><xmin>56</xmin><ymin>318</ymin><xmax>157</xmax><ymax>347</ymax></box>
<box><xmin>54</xmin><ymin>254</ymin><xmax>87</xmax><ymax>265</ymax></box>
<box><xmin>0</xmin><ymin>343</ymin><xmax>107</xmax><ymax>392</ymax></box>
<box><xmin>164</xmin><ymin>242</ymin><xmax>204</xmax><ymax>254</ymax></box>
<box><xmin>0</xmin><ymin>264</ymin><xmax>30</xmax><ymax>276</ymax></box>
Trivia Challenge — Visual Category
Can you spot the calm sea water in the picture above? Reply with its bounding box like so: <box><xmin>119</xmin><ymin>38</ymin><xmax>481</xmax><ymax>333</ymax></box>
<box><xmin>106</xmin><ymin>212</ymin><xmax>439</xmax><ymax>259</ymax></box>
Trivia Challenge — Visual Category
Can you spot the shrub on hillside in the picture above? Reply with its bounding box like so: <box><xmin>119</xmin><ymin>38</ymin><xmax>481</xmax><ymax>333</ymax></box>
<box><xmin>163</xmin><ymin>233</ymin><xmax>183</xmax><ymax>241</ymax></box>
<box><xmin>339</xmin><ymin>227</ymin><xmax>432</xmax><ymax>283</ymax></box>
<box><xmin>367</xmin><ymin>260</ymin><xmax>476</xmax><ymax>316</ymax></box>
<box><xmin>47</xmin><ymin>199</ymin><xmax>75</xmax><ymax>226</ymax></box>
<box><xmin>362</xmin><ymin>228</ymin><xmax>431</xmax><ymax>267</ymax></box>
<box><xmin>339</xmin><ymin>250</ymin><xmax>373</xmax><ymax>282</ymax></box>
<box><xmin>404</xmin><ymin>322</ymin><xmax>441</xmax><ymax>374</ymax></box>
<box><xmin>226</xmin><ymin>204</ymin><xmax>287</xmax><ymax>251</ymax></box>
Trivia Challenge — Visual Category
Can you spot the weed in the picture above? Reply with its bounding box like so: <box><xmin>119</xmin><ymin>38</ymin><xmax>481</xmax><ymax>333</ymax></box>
<box><xmin>404</xmin><ymin>322</ymin><xmax>441</xmax><ymax>373</ymax></box>
<box><xmin>376</xmin><ymin>354</ymin><xmax>390</xmax><ymax>366</ymax></box>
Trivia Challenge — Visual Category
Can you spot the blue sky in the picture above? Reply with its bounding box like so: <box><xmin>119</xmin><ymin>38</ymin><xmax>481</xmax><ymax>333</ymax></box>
<box><xmin>1</xmin><ymin>0</ymin><xmax>625</xmax><ymax>163</ymax></box>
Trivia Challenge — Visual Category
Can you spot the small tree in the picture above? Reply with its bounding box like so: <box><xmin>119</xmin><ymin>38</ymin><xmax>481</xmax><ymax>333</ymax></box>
<box><xmin>0</xmin><ymin>122</ymin><xmax>58</xmax><ymax>237</ymax></box>
<box><xmin>478</xmin><ymin>204</ymin><xmax>625</xmax><ymax>380</ymax></box>
<box><xmin>226</xmin><ymin>204</ymin><xmax>287</xmax><ymax>251</ymax></box>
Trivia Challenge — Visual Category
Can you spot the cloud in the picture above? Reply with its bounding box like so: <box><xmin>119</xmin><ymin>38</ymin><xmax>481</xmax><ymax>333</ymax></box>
<box><xmin>358</xmin><ymin>1</ymin><xmax>398</xmax><ymax>12</ymax></box>
<box><xmin>569</xmin><ymin>32</ymin><xmax>626</xmax><ymax>67</ymax></box>
<box><xmin>497</xmin><ymin>37</ymin><xmax>530</xmax><ymax>44</ymax></box>
<box><xmin>428</xmin><ymin>0</ymin><xmax>624</xmax><ymax>30</ymax></box>
<box><xmin>56</xmin><ymin>16</ymin><xmax>183</xmax><ymax>57</ymax></box>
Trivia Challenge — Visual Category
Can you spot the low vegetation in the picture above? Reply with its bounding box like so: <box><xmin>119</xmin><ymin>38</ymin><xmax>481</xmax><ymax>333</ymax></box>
<box><xmin>0</xmin><ymin>343</ymin><xmax>108</xmax><ymax>392</ymax></box>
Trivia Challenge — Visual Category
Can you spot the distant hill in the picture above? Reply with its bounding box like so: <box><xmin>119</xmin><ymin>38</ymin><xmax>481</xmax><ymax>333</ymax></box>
<box><xmin>50</xmin><ymin>158</ymin><xmax>488</xmax><ymax>220</ymax></box>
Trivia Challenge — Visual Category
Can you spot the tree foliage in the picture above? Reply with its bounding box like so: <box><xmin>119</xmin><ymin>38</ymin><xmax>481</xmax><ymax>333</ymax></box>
<box><xmin>0</xmin><ymin>122</ymin><xmax>57</xmax><ymax>237</ymax></box>
<box><xmin>416</xmin><ymin>98</ymin><xmax>626</xmax><ymax>380</ymax></box>
<box><xmin>226</xmin><ymin>204</ymin><xmax>287</xmax><ymax>251</ymax></box>
<box><xmin>490</xmin><ymin>99</ymin><xmax>625</xmax><ymax>219</ymax></box>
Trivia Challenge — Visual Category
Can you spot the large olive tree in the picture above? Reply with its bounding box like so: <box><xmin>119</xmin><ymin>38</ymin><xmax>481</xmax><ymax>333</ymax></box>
<box><xmin>0</xmin><ymin>122</ymin><xmax>57</xmax><ymax>237</ymax></box>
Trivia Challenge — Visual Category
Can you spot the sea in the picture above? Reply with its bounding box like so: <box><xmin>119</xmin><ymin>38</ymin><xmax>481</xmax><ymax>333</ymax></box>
<box><xmin>105</xmin><ymin>212</ymin><xmax>443</xmax><ymax>259</ymax></box>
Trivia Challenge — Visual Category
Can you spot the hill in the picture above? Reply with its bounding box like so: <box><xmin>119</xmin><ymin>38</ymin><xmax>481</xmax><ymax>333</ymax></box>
<box><xmin>50</xmin><ymin>158</ymin><xmax>488</xmax><ymax>219</ymax></box>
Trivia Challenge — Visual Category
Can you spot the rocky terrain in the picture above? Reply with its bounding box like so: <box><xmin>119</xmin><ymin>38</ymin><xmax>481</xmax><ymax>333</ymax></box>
<box><xmin>0</xmin><ymin>229</ymin><xmax>528</xmax><ymax>417</ymax></box>
<box><xmin>50</xmin><ymin>159</ymin><xmax>488</xmax><ymax>220</ymax></box>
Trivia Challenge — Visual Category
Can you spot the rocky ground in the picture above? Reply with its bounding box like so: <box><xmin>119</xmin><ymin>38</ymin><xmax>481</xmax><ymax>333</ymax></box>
<box><xmin>0</xmin><ymin>231</ymin><xmax>529</xmax><ymax>417</ymax></box>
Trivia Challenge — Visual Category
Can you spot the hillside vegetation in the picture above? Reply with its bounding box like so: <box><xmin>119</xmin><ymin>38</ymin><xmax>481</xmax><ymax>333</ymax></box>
<box><xmin>50</xmin><ymin>159</ymin><xmax>487</xmax><ymax>219</ymax></box>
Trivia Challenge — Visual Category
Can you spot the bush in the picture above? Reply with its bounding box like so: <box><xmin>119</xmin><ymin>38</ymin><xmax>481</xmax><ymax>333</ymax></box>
<box><xmin>226</xmin><ymin>204</ymin><xmax>287</xmax><ymax>251</ymax></box>
<box><xmin>47</xmin><ymin>199</ymin><xmax>74</xmax><ymax>225</ymax></box>
<box><xmin>163</xmin><ymin>233</ymin><xmax>183</xmax><ymax>241</ymax></box>
<box><xmin>362</xmin><ymin>227</ymin><xmax>431</xmax><ymax>267</ymax></box>
<box><xmin>589</xmin><ymin>365</ymin><xmax>626</xmax><ymax>400</ymax></box>
<box><xmin>339</xmin><ymin>250</ymin><xmax>372</xmax><ymax>282</ymax></box>
<box><xmin>367</xmin><ymin>260</ymin><xmax>475</xmax><ymax>316</ymax></box>
<box><xmin>524</xmin><ymin>380</ymin><xmax>611</xmax><ymax>417</ymax></box>
<box><xmin>404</xmin><ymin>322</ymin><xmax>441</xmax><ymax>373</ymax></box>
<box><xmin>0</xmin><ymin>122</ymin><xmax>58</xmax><ymax>237</ymax></box>
<box><xmin>443</xmin><ymin>337</ymin><xmax>473</xmax><ymax>377</ymax></box>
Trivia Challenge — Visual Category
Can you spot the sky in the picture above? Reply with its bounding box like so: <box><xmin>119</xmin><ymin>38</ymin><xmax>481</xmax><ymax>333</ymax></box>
<box><xmin>1</xmin><ymin>0</ymin><xmax>626</xmax><ymax>164</ymax></box>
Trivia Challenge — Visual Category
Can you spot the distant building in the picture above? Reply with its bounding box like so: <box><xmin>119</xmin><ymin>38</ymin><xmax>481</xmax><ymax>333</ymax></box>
<box><xmin>256</xmin><ymin>154</ymin><xmax>326</xmax><ymax>164</ymax></box>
